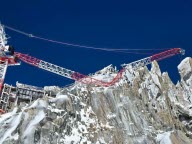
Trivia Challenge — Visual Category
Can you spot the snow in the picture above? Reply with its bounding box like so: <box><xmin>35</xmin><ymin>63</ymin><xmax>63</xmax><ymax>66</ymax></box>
<box><xmin>60</xmin><ymin>106</ymin><xmax>96</xmax><ymax>144</ymax></box>
<box><xmin>44</xmin><ymin>86</ymin><xmax>60</xmax><ymax>91</ymax></box>
<box><xmin>149</xmin><ymin>83</ymin><xmax>160</xmax><ymax>98</ymax></box>
<box><xmin>1</xmin><ymin>57</ymin><xmax>192</xmax><ymax>143</ymax></box>
<box><xmin>101</xmin><ymin>122</ymin><xmax>114</xmax><ymax>129</ymax></box>
<box><xmin>151</xmin><ymin>61</ymin><xmax>161</xmax><ymax>76</ymax></box>
<box><xmin>16</xmin><ymin>82</ymin><xmax>43</xmax><ymax>91</ymax></box>
<box><xmin>80</xmin><ymin>106</ymin><xmax>95</xmax><ymax>125</ymax></box>
<box><xmin>12</xmin><ymin>133</ymin><xmax>19</xmax><ymax>140</ymax></box>
<box><xmin>61</xmin><ymin>126</ymin><xmax>91</xmax><ymax>144</ymax></box>
<box><xmin>27</xmin><ymin>99</ymin><xmax>48</xmax><ymax>109</ymax></box>
<box><xmin>23</xmin><ymin>110</ymin><xmax>45</xmax><ymax>139</ymax></box>
<box><xmin>48</xmin><ymin>106</ymin><xmax>65</xmax><ymax>113</ymax></box>
<box><xmin>0</xmin><ymin>108</ymin><xmax>18</xmax><ymax>123</ymax></box>
<box><xmin>44</xmin><ymin>86</ymin><xmax>60</xmax><ymax>94</ymax></box>
<box><xmin>178</xmin><ymin>57</ymin><xmax>192</xmax><ymax>79</ymax></box>
<box><xmin>96</xmin><ymin>138</ymin><xmax>107</xmax><ymax>144</ymax></box>
<box><xmin>156</xmin><ymin>131</ymin><xmax>172</xmax><ymax>144</ymax></box>
<box><xmin>151</xmin><ymin>73</ymin><xmax>161</xmax><ymax>88</ymax></box>
<box><xmin>107</xmin><ymin>113</ymin><xmax>116</xmax><ymax>120</ymax></box>
<box><xmin>49</xmin><ymin>94</ymin><xmax>69</xmax><ymax>103</ymax></box>
<box><xmin>92</xmin><ymin>74</ymin><xmax>116</xmax><ymax>82</ymax></box>
<box><xmin>95</xmin><ymin>64</ymin><xmax>116</xmax><ymax>75</ymax></box>
<box><xmin>88</xmin><ymin>64</ymin><xmax>118</xmax><ymax>83</ymax></box>
<box><xmin>0</xmin><ymin>111</ymin><xmax>22</xmax><ymax>143</ymax></box>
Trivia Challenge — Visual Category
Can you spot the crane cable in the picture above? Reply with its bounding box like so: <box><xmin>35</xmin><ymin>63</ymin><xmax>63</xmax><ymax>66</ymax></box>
<box><xmin>3</xmin><ymin>24</ymin><xmax>169</xmax><ymax>54</ymax></box>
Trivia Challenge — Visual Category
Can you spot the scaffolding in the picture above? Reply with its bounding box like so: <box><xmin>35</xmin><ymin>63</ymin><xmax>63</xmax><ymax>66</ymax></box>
<box><xmin>0</xmin><ymin>84</ymin><xmax>17</xmax><ymax>112</ymax></box>
<box><xmin>16</xmin><ymin>82</ymin><xmax>45</xmax><ymax>103</ymax></box>
<box><xmin>0</xmin><ymin>82</ymin><xmax>47</xmax><ymax>113</ymax></box>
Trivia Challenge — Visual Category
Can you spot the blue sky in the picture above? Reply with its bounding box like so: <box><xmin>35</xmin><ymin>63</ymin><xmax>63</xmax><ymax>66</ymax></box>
<box><xmin>0</xmin><ymin>0</ymin><xmax>192</xmax><ymax>87</ymax></box>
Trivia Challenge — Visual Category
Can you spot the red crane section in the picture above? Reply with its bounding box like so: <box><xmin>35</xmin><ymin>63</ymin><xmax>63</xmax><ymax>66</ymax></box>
<box><xmin>150</xmin><ymin>48</ymin><xmax>185</xmax><ymax>61</ymax></box>
<box><xmin>14</xmin><ymin>48</ymin><xmax>184</xmax><ymax>87</ymax></box>
<box><xmin>13</xmin><ymin>52</ymin><xmax>41</xmax><ymax>66</ymax></box>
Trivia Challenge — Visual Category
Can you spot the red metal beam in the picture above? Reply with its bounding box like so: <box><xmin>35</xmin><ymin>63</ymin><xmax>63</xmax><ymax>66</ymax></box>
<box><xmin>14</xmin><ymin>52</ymin><xmax>41</xmax><ymax>66</ymax></box>
<box><xmin>150</xmin><ymin>48</ymin><xmax>182</xmax><ymax>61</ymax></box>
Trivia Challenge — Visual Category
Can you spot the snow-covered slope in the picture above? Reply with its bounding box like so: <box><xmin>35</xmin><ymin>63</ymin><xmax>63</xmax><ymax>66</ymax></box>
<box><xmin>1</xmin><ymin>57</ymin><xmax>192</xmax><ymax>144</ymax></box>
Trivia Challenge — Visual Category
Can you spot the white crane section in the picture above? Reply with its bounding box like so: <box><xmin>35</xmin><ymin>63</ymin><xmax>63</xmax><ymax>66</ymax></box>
<box><xmin>0</xmin><ymin>24</ymin><xmax>7</xmax><ymax>49</ymax></box>
<box><xmin>38</xmin><ymin>60</ymin><xmax>75</xmax><ymax>80</ymax></box>
<box><xmin>0</xmin><ymin>61</ymin><xmax>8</xmax><ymax>92</ymax></box>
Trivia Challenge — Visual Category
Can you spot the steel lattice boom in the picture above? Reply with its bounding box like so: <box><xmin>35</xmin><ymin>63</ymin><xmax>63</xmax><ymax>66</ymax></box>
<box><xmin>122</xmin><ymin>48</ymin><xmax>185</xmax><ymax>69</ymax></box>
<box><xmin>14</xmin><ymin>48</ymin><xmax>184</xmax><ymax>87</ymax></box>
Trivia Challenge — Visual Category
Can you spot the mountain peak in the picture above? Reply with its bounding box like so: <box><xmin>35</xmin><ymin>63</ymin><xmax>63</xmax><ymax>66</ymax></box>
<box><xmin>1</xmin><ymin>58</ymin><xmax>192</xmax><ymax>143</ymax></box>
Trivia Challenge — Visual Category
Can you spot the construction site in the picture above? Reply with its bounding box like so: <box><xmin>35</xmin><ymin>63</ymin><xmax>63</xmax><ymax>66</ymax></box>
<box><xmin>0</xmin><ymin>23</ymin><xmax>185</xmax><ymax>115</ymax></box>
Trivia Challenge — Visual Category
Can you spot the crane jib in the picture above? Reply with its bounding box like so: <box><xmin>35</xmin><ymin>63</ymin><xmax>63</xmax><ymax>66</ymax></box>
<box><xmin>14</xmin><ymin>48</ymin><xmax>185</xmax><ymax>87</ymax></box>
<box><xmin>150</xmin><ymin>48</ymin><xmax>183</xmax><ymax>61</ymax></box>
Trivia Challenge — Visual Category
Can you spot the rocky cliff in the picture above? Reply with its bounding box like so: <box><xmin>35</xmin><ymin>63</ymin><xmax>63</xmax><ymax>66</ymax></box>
<box><xmin>1</xmin><ymin>57</ymin><xmax>192</xmax><ymax>144</ymax></box>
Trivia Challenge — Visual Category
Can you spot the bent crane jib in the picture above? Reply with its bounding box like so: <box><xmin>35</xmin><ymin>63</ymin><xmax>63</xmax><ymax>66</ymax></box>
<box><xmin>14</xmin><ymin>48</ymin><xmax>184</xmax><ymax>87</ymax></box>
<box><xmin>0</xmin><ymin>23</ymin><xmax>186</xmax><ymax>114</ymax></box>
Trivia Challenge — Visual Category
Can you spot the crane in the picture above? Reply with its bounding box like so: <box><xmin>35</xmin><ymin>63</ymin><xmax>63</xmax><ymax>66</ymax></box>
<box><xmin>0</xmin><ymin>24</ymin><xmax>20</xmax><ymax>92</ymax></box>
<box><xmin>0</xmin><ymin>23</ymin><xmax>186</xmax><ymax>87</ymax></box>
<box><xmin>0</xmin><ymin>24</ymin><xmax>20</xmax><ymax>114</ymax></box>
<box><xmin>0</xmin><ymin>24</ymin><xmax>186</xmax><ymax>115</ymax></box>
<box><xmin>0</xmin><ymin>24</ymin><xmax>19</xmax><ymax>92</ymax></box>
<box><xmin>14</xmin><ymin>48</ymin><xmax>185</xmax><ymax>87</ymax></box>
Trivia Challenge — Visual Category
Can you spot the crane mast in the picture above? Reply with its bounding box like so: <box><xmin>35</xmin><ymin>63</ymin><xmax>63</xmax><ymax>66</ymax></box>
<box><xmin>0</xmin><ymin>24</ymin><xmax>19</xmax><ymax>92</ymax></box>
<box><xmin>0</xmin><ymin>61</ymin><xmax>8</xmax><ymax>92</ymax></box>
<box><xmin>0</xmin><ymin>24</ymin><xmax>7</xmax><ymax>49</ymax></box>
<box><xmin>15</xmin><ymin>48</ymin><xmax>184</xmax><ymax>87</ymax></box>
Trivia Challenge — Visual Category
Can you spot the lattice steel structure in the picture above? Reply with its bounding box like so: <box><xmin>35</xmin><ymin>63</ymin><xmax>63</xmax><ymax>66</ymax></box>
<box><xmin>16</xmin><ymin>82</ymin><xmax>45</xmax><ymax>102</ymax></box>
<box><xmin>0</xmin><ymin>61</ymin><xmax>8</xmax><ymax>92</ymax></box>
<box><xmin>15</xmin><ymin>48</ymin><xmax>185</xmax><ymax>87</ymax></box>
<box><xmin>0</xmin><ymin>24</ymin><xmax>7</xmax><ymax>49</ymax></box>
<box><xmin>0</xmin><ymin>84</ymin><xmax>17</xmax><ymax>113</ymax></box>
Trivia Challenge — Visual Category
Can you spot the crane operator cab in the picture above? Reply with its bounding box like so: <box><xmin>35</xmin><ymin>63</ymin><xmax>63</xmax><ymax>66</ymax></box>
<box><xmin>0</xmin><ymin>45</ymin><xmax>20</xmax><ymax>66</ymax></box>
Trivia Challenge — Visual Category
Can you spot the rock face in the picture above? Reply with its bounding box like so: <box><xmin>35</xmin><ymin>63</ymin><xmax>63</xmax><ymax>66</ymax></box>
<box><xmin>1</xmin><ymin>57</ymin><xmax>192</xmax><ymax>144</ymax></box>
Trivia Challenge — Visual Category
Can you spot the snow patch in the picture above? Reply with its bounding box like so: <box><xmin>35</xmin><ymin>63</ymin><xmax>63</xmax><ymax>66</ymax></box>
<box><xmin>27</xmin><ymin>99</ymin><xmax>48</xmax><ymax>109</ymax></box>
<box><xmin>0</xmin><ymin>112</ymin><xmax>22</xmax><ymax>143</ymax></box>
<box><xmin>178</xmin><ymin>57</ymin><xmax>192</xmax><ymax>80</ymax></box>
<box><xmin>156</xmin><ymin>131</ymin><xmax>172</xmax><ymax>144</ymax></box>
<box><xmin>49</xmin><ymin>94</ymin><xmax>69</xmax><ymax>103</ymax></box>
